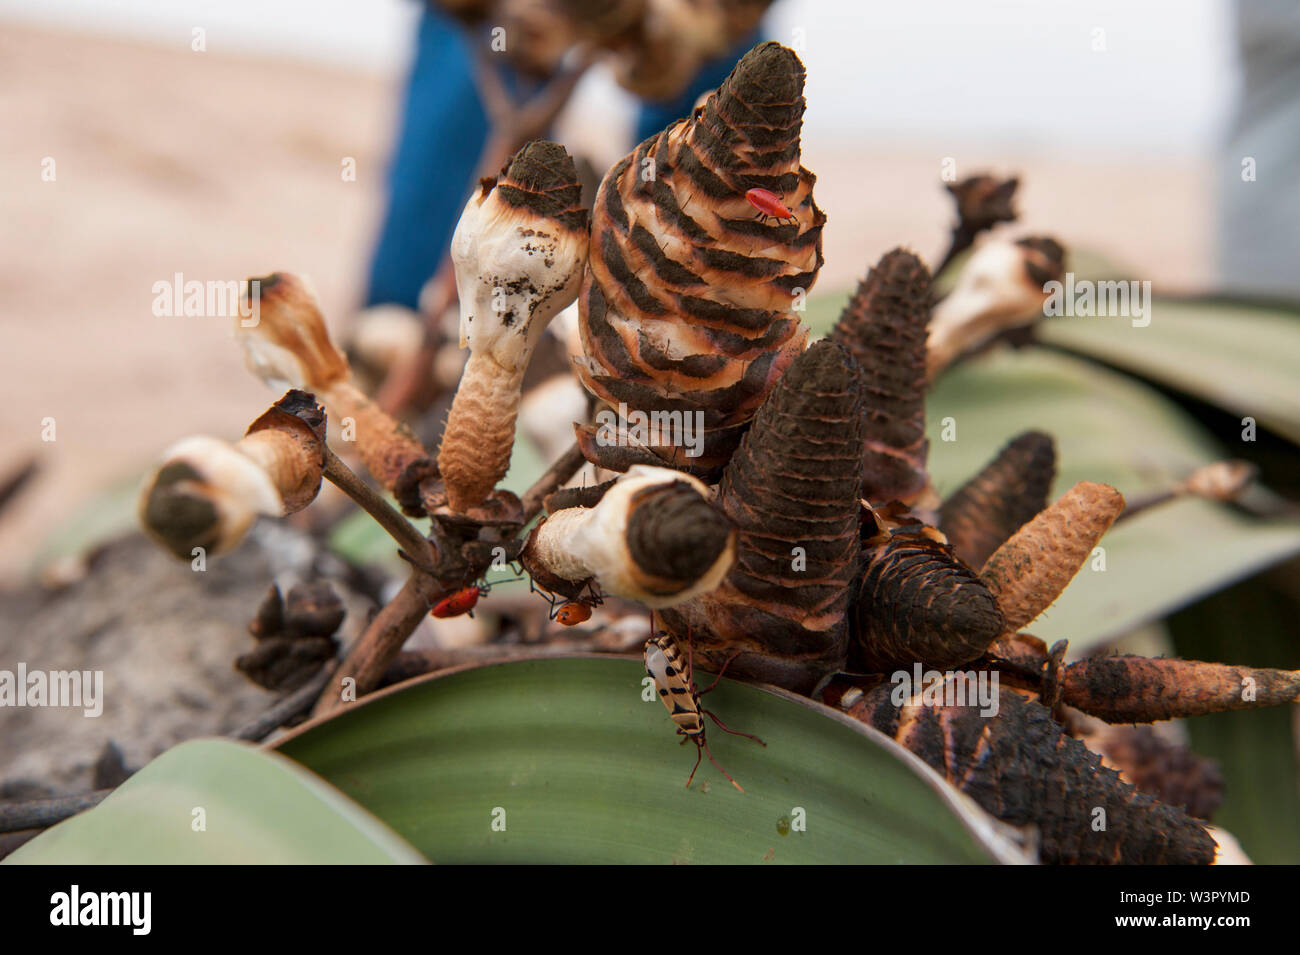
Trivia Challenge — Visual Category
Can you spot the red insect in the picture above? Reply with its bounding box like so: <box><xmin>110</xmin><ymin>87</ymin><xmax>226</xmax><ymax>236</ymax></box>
<box><xmin>430</xmin><ymin>585</ymin><xmax>484</xmax><ymax>619</ymax></box>
<box><xmin>745</xmin><ymin>187</ymin><xmax>797</xmax><ymax>226</ymax></box>
<box><xmin>430</xmin><ymin>576</ymin><xmax>520</xmax><ymax>619</ymax></box>
<box><xmin>555</xmin><ymin>601</ymin><xmax>593</xmax><ymax>626</ymax></box>
<box><xmin>535</xmin><ymin>579</ymin><xmax>605</xmax><ymax>626</ymax></box>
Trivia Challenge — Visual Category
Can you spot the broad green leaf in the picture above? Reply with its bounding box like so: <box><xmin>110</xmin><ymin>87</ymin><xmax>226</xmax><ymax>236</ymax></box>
<box><xmin>926</xmin><ymin>348</ymin><xmax>1300</xmax><ymax>650</ymax></box>
<box><xmin>5</xmin><ymin>738</ymin><xmax>425</xmax><ymax>865</ymax></box>
<box><xmin>1168</xmin><ymin>565</ymin><xmax>1300</xmax><ymax>865</ymax></box>
<box><xmin>276</xmin><ymin>657</ymin><xmax>1028</xmax><ymax>864</ymax></box>
<box><xmin>1038</xmin><ymin>298</ymin><xmax>1300</xmax><ymax>445</ymax></box>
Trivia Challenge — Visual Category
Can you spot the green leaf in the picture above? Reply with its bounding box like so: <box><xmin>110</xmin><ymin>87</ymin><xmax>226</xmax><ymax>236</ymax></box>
<box><xmin>1168</xmin><ymin>564</ymin><xmax>1300</xmax><ymax>865</ymax></box>
<box><xmin>275</xmin><ymin>657</ymin><xmax>1027</xmax><ymax>864</ymax></box>
<box><xmin>1038</xmin><ymin>298</ymin><xmax>1300</xmax><ymax>445</ymax></box>
<box><xmin>4</xmin><ymin>738</ymin><xmax>425</xmax><ymax>864</ymax></box>
<box><xmin>926</xmin><ymin>348</ymin><xmax>1300</xmax><ymax>650</ymax></box>
<box><xmin>329</xmin><ymin>501</ymin><xmax>409</xmax><ymax>574</ymax></box>
<box><xmin>34</xmin><ymin>474</ymin><xmax>142</xmax><ymax>569</ymax></box>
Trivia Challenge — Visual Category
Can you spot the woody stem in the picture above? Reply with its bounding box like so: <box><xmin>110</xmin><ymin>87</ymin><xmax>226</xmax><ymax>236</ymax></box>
<box><xmin>321</xmin><ymin>444</ymin><xmax>437</xmax><ymax>575</ymax></box>
<box><xmin>311</xmin><ymin>570</ymin><xmax>449</xmax><ymax>718</ymax></box>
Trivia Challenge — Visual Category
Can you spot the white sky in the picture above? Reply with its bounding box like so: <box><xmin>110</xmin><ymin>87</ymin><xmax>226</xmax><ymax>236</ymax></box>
<box><xmin>0</xmin><ymin>0</ymin><xmax>1237</xmax><ymax>156</ymax></box>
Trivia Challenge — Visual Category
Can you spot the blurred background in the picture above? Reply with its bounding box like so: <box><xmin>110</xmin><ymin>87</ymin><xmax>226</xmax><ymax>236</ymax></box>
<box><xmin>0</xmin><ymin>0</ymin><xmax>1269</xmax><ymax>575</ymax></box>
<box><xmin>1</xmin><ymin>1</ymin><xmax>1298</xmax><ymax>860</ymax></box>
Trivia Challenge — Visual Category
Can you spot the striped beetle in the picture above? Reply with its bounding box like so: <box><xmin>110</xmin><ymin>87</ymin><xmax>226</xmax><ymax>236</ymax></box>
<box><xmin>644</xmin><ymin>632</ymin><xmax>765</xmax><ymax>793</ymax></box>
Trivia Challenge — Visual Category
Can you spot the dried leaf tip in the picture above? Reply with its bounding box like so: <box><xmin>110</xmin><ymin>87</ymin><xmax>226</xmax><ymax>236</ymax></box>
<box><xmin>947</xmin><ymin>175</ymin><xmax>1019</xmax><ymax>235</ymax></box>
<box><xmin>829</xmin><ymin>247</ymin><xmax>934</xmax><ymax>505</ymax></box>
<box><xmin>440</xmin><ymin>140</ymin><xmax>589</xmax><ymax>512</ymax></box>
<box><xmin>927</xmin><ymin>235</ymin><xmax>1065</xmax><ymax>380</ymax></box>
<box><xmin>237</xmin><ymin>273</ymin><xmax>348</xmax><ymax>392</ymax></box>
<box><xmin>138</xmin><ymin>391</ymin><xmax>326</xmax><ymax>559</ymax></box>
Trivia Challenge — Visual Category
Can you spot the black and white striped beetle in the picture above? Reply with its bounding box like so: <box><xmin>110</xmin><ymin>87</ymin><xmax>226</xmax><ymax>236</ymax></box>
<box><xmin>644</xmin><ymin>632</ymin><xmax>766</xmax><ymax>793</ymax></box>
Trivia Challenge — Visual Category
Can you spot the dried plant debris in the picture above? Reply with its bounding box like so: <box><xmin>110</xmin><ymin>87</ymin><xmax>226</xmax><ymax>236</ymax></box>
<box><xmin>980</xmin><ymin>480</ymin><xmax>1124</xmax><ymax>632</ymax></box>
<box><xmin>1071</xmin><ymin>722</ymin><xmax>1225</xmax><ymax>821</ymax></box>
<box><xmin>836</xmin><ymin>680</ymin><xmax>1217</xmax><ymax>865</ymax></box>
<box><xmin>658</xmin><ymin>340</ymin><xmax>863</xmax><ymax>693</ymax></box>
<box><xmin>237</xmin><ymin>274</ymin><xmax>436</xmax><ymax>510</ymax></box>
<box><xmin>432</xmin><ymin>0</ymin><xmax>771</xmax><ymax>99</ymax></box>
<box><xmin>947</xmin><ymin>175</ymin><xmax>1019</xmax><ymax>236</ymax></box>
<box><xmin>828</xmin><ymin>248</ymin><xmax>934</xmax><ymax>506</ymax></box>
<box><xmin>939</xmin><ymin>430</ymin><xmax>1057</xmax><ymax>568</ymax></box>
<box><xmin>236</xmin><ymin>583</ymin><xmax>344</xmax><ymax>692</ymax></box>
<box><xmin>1119</xmin><ymin>459</ymin><xmax>1258</xmax><ymax>522</ymax></box>
<box><xmin>609</xmin><ymin>0</ymin><xmax>773</xmax><ymax>100</ymax></box>
<box><xmin>936</xmin><ymin>174</ymin><xmax>1020</xmax><ymax>274</ymax></box>
<box><xmin>851</xmin><ymin>510</ymin><xmax>1005</xmax><ymax>673</ymax></box>
<box><xmin>927</xmin><ymin>235</ymin><xmax>1065</xmax><ymax>380</ymax></box>
<box><xmin>575</xmin><ymin>41</ymin><xmax>824</xmax><ymax>476</ymax></box>
<box><xmin>137</xmin><ymin>392</ymin><xmax>326</xmax><ymax>560</ymax></box>
<box><xmin>440</xmin><ymin>140</ymin><xmax>589</xmax><ymax>512</ymax></box>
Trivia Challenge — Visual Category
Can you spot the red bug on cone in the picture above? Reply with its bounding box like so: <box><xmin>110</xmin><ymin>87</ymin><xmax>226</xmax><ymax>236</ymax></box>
<box><xmin>745</xmin><ymin>187</ymin><xmax>798</xmax><ymax>226</ymax></box>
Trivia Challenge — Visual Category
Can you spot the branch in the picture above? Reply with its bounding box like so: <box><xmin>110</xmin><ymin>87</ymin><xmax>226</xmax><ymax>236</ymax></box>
<box><xmin>321</xmin><ymin>443</ymin><xmax>437</xmax><ymax>574</ymax></box>
<box><xmin>231</xmin><ymin>664</ymin><xmax>336</xmax><ymax>741</ymax></box>
<box><xmin>311</xmin><ymin>570</ymin><xmax>447</xmax><ymax>718</ymax></box>
<box><xmin>0</xmin><ymin>790</ymin><xmax>111</xmax><ymax>834</ymax></box>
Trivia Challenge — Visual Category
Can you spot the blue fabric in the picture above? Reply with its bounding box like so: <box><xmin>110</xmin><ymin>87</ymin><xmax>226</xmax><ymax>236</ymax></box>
<box><xmin>365</xmin><ymin>7</ymin><xmax>491</xmax><ymax>309</ymax></box>
<box><xmin>365</xmin><ymin>10</ymin><xmax>760</xmax><ymax>308</ymax></box>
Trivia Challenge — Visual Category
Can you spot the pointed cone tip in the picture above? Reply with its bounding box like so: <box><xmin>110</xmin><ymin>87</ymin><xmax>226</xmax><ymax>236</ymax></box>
<box><xmin>721</xmin><ymin>41</ymin><xmax>805</xmax><ymax>109</ymax></box>
<box><xmin>504</xmin><ymin>140</ymin><xmax>579</xmax><ymax>193</ymax></box>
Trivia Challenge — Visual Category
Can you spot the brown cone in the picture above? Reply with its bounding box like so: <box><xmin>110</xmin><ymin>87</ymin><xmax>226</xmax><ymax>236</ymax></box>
<box><xmin>658</xmin><ymin>339</ymin><xmax>863</xmax><ymax>692</ymax></box>
<box><xmin>575</xmin><ymin>41</ymin><xmax>824</xmax><ymax>477</ymax></box>
<box><xmin>829</xmin><ymin>247</ymin><xmax>933</xmax><ymax>504</ymax></box>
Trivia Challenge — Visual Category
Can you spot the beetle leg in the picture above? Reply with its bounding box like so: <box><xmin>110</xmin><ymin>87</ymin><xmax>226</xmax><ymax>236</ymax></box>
<box><xmin>701</xmin><ymin>735</ymin><xmax>744</xmax><ymax>793</ymax></box>
<box><xmin>684</xmin><ymin>742</ymin><xmax>703</xmax><ymax>788</ymax></box>
<box><xmin>704</xmin><ymin>707</ymin><xmax>766</xmax><ymax>747</ymax></box>
<box><xmin>698</xmin><ymin>650</ymin><xmax>743</xmax><ymax>696</ymax></box>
